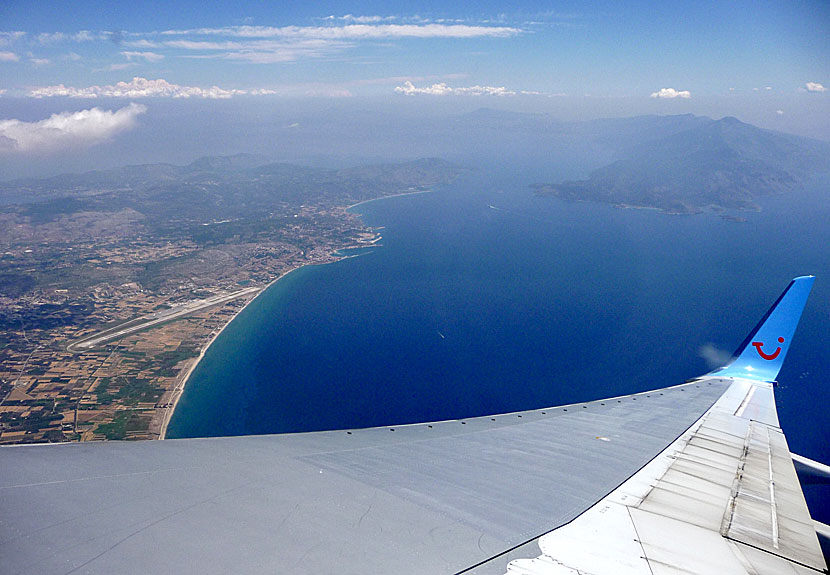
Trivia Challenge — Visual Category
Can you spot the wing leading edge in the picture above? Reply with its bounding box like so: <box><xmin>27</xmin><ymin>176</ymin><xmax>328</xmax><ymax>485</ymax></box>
<box><xmin>0</xmin><ymin>278</ymin><xmax>823</xmax><ymax>575</ymax></box>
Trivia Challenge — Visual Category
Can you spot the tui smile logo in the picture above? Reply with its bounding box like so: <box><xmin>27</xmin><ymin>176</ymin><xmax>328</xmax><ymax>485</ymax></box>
<box><xmin>752</xmin><ymin>337</ymin><xmax>784</xmax><ymax>360</ymax></box>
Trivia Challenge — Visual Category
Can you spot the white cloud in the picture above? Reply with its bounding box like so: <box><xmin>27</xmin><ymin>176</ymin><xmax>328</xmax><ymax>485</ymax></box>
<box><xmin>10</xmin><ymin>22</ymin><xmax>521</xmax><ymax>74</ymax></box>
<box><xmin>0</xmin><ymin>102</ymin><xmax>146</xmax><ymax>153</ymax></box>
<box><xmin>395</xmin><ymin>81</ymin><xmax>516</xmax><ymax>96</ymax></box>
<box><xmin>776</xmin><ymin>110</ymin><xmax>784</xmax><ymax>115</ymax></box>
<box><xmin>153</xmin><ymin>23</ymin><xmax>519</xmax><ymax>65</ymax></box>
<box><xmin>98</xmin><ymin>63</ymin><xmax>137</xmax><ymax>72</ymax></box>
<box><xmin>30</xmin><ymin>57</ymin><xmax>51</xmax><ymax>66</ymax></box>
<box><xmin>0</xmin><ymin>31</ymin><xmax>26</xmax><ymax>46</ymax></box>
<box><xmin>393</xmin><ymin>81</ymin><xmax>558</xmax><ymax>97</ymax></box>
<box><xmin>650</xmin><ymin>88</ymin><xmax>691</xmax><ymax>99</ymax></box>
<box><xmin>124</xmin><ymin>39</ymin><xmax>160</xmax><ymax>49</ymax></box>
<box><xmin>162</xmin><ymin>23</ymin><xmax>520</xmax><ymax>40</ymax></box>
<box><xmin>221</xmin><ymin>50</ymin><xmax>321</xmax><ymax>64</ymax></box>
<box><xmin>805</xmin><ymin>81</ymin><xmax>826</xmax><ymax>92</ymax></box>
<box><xmin>29</xmin><ymin>77</ymin><xmax>245</xmax><ymax>99</ymax></box>
<box><xmin>165</xmin><ymin>38</ymin><xmax>348</xmax><ymax>63</ymax></box>
<box><xmin>26</xmin><ymin>77</ymin><xmax>356</xmax><ymax>100</ymax></box>
<box><xmin>37</xmin><ymin>32</ymin><xmax>62</xmax><ymax>43</ymax></box>
<box><xmin>0</xmin><ymin>51</ymin><xmax>19</xmax><ymax>62</ymax></box>
<box><xmin>324</xmin><ymin>15</ymin><xmax>397</xmax><ymax>24</ymax></box>
<box><xmin>164</xmin><ymin>40</ymin><xmax>246</xmax><ymax>50</ymax></box>
<box><xmin>36</xmin><ymin>30</ymin><xmax>97</xmax><ymax>44</ymax></box>
<box><xmin>121</xmin><ymin>51</ymin><xmax>165</xmax><ymax>62</ymax></box>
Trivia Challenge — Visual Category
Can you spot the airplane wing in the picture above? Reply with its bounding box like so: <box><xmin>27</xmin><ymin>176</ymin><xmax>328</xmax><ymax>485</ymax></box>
<box><xmin>0</xmin><ymin>276</ymin><xmax>825</xmax><ymax>574</ymax></box>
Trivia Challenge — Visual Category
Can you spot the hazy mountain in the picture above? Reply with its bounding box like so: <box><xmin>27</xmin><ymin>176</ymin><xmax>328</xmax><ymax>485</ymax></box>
<box><xmin>564</xmin><ymin>113</ymin><xmax>714</xmax><ymax>153</ymax></box>
<box><xmin>535</xmin><ymin>117</ymin><xmax>830</xmax><ymax>213</ymax></box>
<box><xmin>0</xmin><ymin>153</ymin><xmax>275</xmax><ymax>205</ymax></box>
<box><xmin>0</xmin><ymin>156</ymin><xmax>464</xmax><ymax>227</ymax></box>
<box><xmin>4</xmin><ymin>113</ymin><xmax>826</xmax><ymax>215</ymax></box>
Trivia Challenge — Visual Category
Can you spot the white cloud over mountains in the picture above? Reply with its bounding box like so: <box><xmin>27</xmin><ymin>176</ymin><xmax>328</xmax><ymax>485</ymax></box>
<box><xmin>23</xmin><ymin>77</ymin><xmax>370</xmax><ymax>99</ymax></box>
<box><xmin>650</xmin><ymin>88</ymin><xmax>691</xmax><ymax>99</ymax></box>
<box><xmin>29</xmin><ymin>77</ymin><xmax>244</xmax><ymax>99</ymax></box>
<box><xmin>395</xmin><ymin>81</ymin><xmax>543</xmax><ymax>97</ymax></box>
<box><xmin>396</xmin><ymin>81</ymin><xmax>513</xmax><ymax>96</ymax></box>
<box><xmin>0</xmin><ymin>102</ymin><xmax>146</xmax><ymax>153</ymax></box>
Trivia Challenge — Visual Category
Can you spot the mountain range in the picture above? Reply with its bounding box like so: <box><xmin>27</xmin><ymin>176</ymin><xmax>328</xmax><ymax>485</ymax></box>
<box><xmin>2</xmin><ymin>112</ymin><xmax>828</xmax><ymax>216</ymax></box>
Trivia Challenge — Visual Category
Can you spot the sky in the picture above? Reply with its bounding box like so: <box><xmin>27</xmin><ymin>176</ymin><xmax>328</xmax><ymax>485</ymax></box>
<box><xmin>0</xmin><ymin>0</ymin><xmax>828</xmax><ymax>177</ymax></box>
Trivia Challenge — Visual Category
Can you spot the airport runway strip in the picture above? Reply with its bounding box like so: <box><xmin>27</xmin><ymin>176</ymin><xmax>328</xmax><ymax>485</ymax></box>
<box><xmin>68</xmin><ymin>286</ymin><xmax>261</xmax><ymax>351</ymax></box>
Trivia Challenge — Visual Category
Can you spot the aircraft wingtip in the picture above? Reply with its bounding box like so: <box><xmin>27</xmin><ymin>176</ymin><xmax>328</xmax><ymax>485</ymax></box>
<box><xmin>708</xmin><ymin>276</ymin><xmax>814</xmax><ymax>382</ymax></box>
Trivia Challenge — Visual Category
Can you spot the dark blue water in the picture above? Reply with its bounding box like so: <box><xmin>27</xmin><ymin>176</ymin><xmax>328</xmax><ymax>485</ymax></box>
<box><xmin>167</xmin><ymin>171</ymin><xmax>830</xmax><ymax>520</ymax></box>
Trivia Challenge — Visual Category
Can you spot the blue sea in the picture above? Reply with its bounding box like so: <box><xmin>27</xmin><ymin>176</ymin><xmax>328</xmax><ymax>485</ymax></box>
<box><xmin>167</xmin><ymin>170</ymin><xmax>830</xmax><ymax>521</ymax></box>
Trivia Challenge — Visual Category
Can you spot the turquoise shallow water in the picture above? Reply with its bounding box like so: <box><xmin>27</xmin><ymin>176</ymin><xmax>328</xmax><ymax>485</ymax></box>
<box><xmin>166</xmin><ymin>171</ymin><xmax>830</xmax><ymax>520</ymax></box>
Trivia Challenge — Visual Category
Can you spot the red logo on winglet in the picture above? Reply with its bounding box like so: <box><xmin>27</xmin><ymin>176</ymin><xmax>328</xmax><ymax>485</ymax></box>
<box><xmin>752</xmin><ymin>337</ymin><xmax>784</xmax><ymax>360</ymax></box>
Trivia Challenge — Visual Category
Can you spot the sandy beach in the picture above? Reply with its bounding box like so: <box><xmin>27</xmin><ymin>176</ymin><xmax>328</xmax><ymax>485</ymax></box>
<box><xmin>157</xmin><ymin>265</ymin><xmax>306</xmax><ymax>439</ymax></box>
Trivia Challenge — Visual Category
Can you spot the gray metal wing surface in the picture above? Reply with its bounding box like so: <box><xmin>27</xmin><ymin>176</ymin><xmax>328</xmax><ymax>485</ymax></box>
<box><xmin>0</xmin><ymin>382</ymin><xmax>726</xmax><ymax>574</ymax></box>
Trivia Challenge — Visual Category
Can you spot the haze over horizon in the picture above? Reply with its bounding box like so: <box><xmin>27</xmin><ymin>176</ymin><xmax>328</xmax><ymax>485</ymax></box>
<box><xmin>1</xmin><ymin>1</ymin><xmax>828</xmax><ymax>179</ymax></box>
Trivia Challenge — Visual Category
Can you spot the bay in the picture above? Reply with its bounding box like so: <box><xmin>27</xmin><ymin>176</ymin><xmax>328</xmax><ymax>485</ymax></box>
<box><xmin>166</xmin><ymin>170</ymin><xmax>829</xmax><ymax>520</ymax></box>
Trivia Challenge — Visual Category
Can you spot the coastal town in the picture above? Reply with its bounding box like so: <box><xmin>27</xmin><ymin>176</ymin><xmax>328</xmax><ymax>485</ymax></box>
<box><xmin>0</xmin><ymin>156</ymin><xmax>462</xmax><ymax>443</ymax></box>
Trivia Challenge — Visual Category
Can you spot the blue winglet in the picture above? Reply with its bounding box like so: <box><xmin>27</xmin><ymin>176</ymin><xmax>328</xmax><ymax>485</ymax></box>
<box><xmin>711</xmin><ymin>276</ymin><xmax>814</xmax><ymax>382</ymax></box>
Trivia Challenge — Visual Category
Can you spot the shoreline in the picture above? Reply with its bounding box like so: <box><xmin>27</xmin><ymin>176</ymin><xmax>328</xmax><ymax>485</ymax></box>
<box><xmin>158</xmin><ymin>265</ymin><xmax>307</xmax><ymax>439</ymax></box>
<box><xmin>160</xmin><ymin>189</ymin><xmax>434</xmax><ymax>439</ymax></box>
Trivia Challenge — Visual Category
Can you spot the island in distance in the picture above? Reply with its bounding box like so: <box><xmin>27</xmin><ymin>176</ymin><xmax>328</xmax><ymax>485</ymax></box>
<box><xmin>534</xmin><ymin>116</ymin><xmax>830</xmax><ymax>214</ymax></box>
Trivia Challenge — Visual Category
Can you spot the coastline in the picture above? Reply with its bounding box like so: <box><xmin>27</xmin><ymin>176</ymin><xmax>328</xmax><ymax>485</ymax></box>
<box><xmin>160</xmin><ymin>188</ymin><xmax>434</xmax><ymax>439</ymax></box>
<box><xmin>157</xmin><ymin>265</ymin><xmax>306</xmax><ymax>439</ymax></box>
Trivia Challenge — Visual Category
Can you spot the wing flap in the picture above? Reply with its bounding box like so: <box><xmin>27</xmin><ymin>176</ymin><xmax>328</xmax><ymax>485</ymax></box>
<box><xmin>722</xmin><ymin>419</ymin><xmax>824</xmax><ymax>569</ymax></box>
<box><xmin>504</xmin><ymin>377</ymin><xmax>827</xmax><ymax>574</ymax></box>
